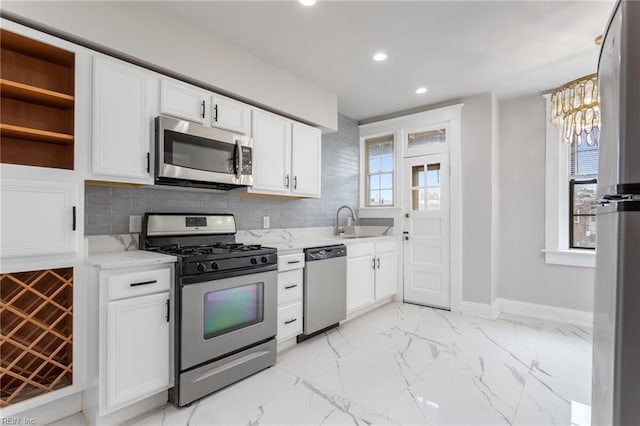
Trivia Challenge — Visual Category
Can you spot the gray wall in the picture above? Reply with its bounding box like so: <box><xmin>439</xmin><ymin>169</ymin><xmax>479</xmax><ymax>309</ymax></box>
<box><xmin>85</xmin><ymin>114</ymin><xmax>358</xmax><ymax>235</ymax></box>
<box><xmin>497</xmin><ymin>95</ymin><xmax>594</xmax><ymax>311</ymax></box>
<box><xmin>460</xmin><ymin>94</ymin><xmax>498</xmax><ymax>305</ymax></box>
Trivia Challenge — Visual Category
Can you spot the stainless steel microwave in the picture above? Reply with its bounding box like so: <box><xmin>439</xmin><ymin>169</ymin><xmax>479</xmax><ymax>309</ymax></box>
<box><xmin>155</xmin><ymin>115</ymin><xmax>253</xmax><ymax>190</ymax></box>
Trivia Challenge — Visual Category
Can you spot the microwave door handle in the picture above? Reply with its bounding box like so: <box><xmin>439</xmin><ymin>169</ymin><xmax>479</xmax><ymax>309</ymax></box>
<box><xmin>235</xmin><ymin>140</ymin><xmax>242</xmax><ymax>180</ymax></box>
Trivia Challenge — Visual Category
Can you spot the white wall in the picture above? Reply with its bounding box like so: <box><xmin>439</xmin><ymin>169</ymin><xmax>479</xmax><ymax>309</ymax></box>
<box><xmin>460</xmin><ymin>94</ymin><xmax>497</xmax><ymax>305</ymax></box>
<box><xmin>1</xmin><ymin>1</ymin><xmax>338</xmax><ymax>131</ymax></box>
<box><xmin>498</xmin><ymin>95</ymin><xmax>594</xmax><ymax>312</ymax></box>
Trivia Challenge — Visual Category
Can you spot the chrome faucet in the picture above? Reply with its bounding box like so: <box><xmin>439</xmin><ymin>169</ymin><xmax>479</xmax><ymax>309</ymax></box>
<box><xmin>335</xmin><ymin>205</ymin><xmax>357</xmax><ymax>235</ymax></box>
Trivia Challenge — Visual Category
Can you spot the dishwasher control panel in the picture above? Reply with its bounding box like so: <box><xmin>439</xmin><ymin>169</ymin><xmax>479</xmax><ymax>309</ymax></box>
<box><xmin>305</xmin><ymin>245</ymin><xmax>347</xmax><ymax>261</ymax></box>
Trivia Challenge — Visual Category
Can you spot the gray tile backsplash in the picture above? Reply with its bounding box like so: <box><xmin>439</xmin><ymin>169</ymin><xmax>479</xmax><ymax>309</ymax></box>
<box><xmin>85</xmin><ymin>114</ymin><xmax>360</xmax><ymax>235</ymax></box>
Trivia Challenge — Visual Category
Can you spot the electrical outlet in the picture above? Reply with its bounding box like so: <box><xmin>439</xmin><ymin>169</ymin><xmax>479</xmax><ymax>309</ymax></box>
<box><xmin>129</xmin><ymin>215</ymin><xmax>142</xmax><ymax>233</ymax></box>
<box><xmin>263</xmin><ymin>216</ymin><xmax>270</xmax><ymax>229</ymax></box>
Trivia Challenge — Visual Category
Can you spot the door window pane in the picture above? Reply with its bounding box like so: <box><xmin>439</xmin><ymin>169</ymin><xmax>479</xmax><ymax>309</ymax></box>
<box><xmin>428</xmin><ymin>188</ymin><xmax>441</xmax><ymax>210</ymax></box>
<box><xmin>412</xmin><ymin>189</ymin><xmax>425</xmax><ymax>211</ymax></box>
<box><xmin>412</xmin><ymin>165</ymin><xmax>424</xmax><ymax>187</ymax></box>
<box><xmin>427</xmin><ymin>164</ymin><xmax>440</xmax><ymax>186</ymax></box>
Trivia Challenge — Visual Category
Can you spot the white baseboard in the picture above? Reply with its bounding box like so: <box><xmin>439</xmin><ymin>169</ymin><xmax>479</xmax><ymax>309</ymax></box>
<box><xmin>0</xmin><ymin>392</ymin><xmax>82</xmax><ymax>425</ymax></box>
<box><xmin>494</xmin><ymin>298</ymin><xmax>593</xmax><ymax>328</ymax></box>
<box><xmin>458</xmin><ymin>300</ymin><xmax>500</xmax><ymax>319</ymax></box>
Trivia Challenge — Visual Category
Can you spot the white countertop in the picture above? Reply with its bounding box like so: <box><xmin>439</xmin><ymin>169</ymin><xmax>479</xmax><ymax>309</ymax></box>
<box><xmin>85</xmin><ymin>250</ymin><xmax>177</xmax><ymax>270</ymax></box>
<box><xmin>258</xmin><ymin>235</ymin><xmax>397</xmax><ymax>253</ymax></box>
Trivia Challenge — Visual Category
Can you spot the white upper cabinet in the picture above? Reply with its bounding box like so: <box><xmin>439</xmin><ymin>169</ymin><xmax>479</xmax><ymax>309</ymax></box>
<box><xmin>250</xmin><ymin>110</ymin><xmax>322</xmax><ymax>198</ymax></box>
<box><xmin>160</xmin><ymin>79</ymin><xmax>207</xmax><ymax>124</ymax></box>
<box><xmin>1</xmin><ymin>179</ymin><xmax>79</xmax><ymax>258</ymax></box>
<box><xmin>250</xmin><ymin>109</ymin><xmax>292</xmax><ymax>195</ymax></box>
<box><xmin>291</xmin><ymin>123</ymin><xmax>322</xmax><ymax>198</ymax></box>
<box><xmin>211</xmin><ymin>93</ymin><xmax>251</xmax><ymax>135</ymax></box>
<box><xmin>92</xmin><ymin>56</ymin><xmax>157</xmax><ymax>184</ymax></box>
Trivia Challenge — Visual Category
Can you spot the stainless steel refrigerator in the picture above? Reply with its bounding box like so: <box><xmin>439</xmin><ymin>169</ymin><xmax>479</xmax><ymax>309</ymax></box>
<box><xmin>592</xmin><ymin>0</ymin><xmax>640</xmax><ymax>424</ymax></box>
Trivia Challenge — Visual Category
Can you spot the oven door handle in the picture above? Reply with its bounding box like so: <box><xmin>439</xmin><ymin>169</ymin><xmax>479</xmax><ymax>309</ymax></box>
<box><xmin>235</xmin><ymin>140</ymin><xmax>242</xmax><ymax>180</ymax></box>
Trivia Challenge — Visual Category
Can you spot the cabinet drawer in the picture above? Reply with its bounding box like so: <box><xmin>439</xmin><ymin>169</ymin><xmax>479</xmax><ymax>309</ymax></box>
<box><xmin>277</xmin><ymin>302</ymin><xmax>302</xmax><ymax>342</ymax></box>
<box><xmin>108</xmin><ymin>267</ymin><xmax>171</xmax><ymax>301</ymax></box>
<box><xmin>278</xmin><ymin>253</ymin><xmax>305</xmax><ymax>272</ymax></box>
<box><xmin>347</xmin><ymin>242</ymin><xmax>375</xmax><ymax>259</ymax></box>
<box><xmin>278</xmin><ymin>269</ymin><xmax>303</xmax><ymax>305</ymax></box>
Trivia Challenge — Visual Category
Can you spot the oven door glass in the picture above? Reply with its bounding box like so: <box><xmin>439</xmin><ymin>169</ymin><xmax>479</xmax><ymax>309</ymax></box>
<box><xmin>164</xmin><ymin>129</ymin><xmax>236</xmax><ymax>175</ymax></box>
<box><xmin>180</xmin><ymin>270</ymin><xmax>277</xmax><ymax>370</ymax></box>
<box><xmin>203</xmin><ymin>282</ymin><xmax>264</xmax><ymax>339</ymax></box>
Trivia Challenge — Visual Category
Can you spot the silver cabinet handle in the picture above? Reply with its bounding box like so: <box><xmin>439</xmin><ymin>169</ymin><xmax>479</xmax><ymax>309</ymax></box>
<box><xmin>377</xmin><ymin>258</ymin><xmax>381</xmax><ymax>269</ymax></box>
<box><xmin>285</xmin><ymin>174</ymin><xmax>290</xmax><ymax>189</ymax></box>
<box><xmin>285</xmin><ymin>318</ymin><xmax>298</xmax><ymax>325</ymax></box>
<box><xmin>284</xmin><ymin>284</ymin><xmax>298</xmax><ymax>290</ymax></box>
<box><xmin>372</xmin><ymin>258</ymin><xmax>376</xmax><ymax>269</ymax></box>
<box><xmin>293</xmin><ymin>176</ymin><xmax>298</xmax><ymax>190</ymax></box>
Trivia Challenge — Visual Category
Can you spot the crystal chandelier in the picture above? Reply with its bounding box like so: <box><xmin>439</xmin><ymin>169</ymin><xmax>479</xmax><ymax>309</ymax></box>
<box><xmin>550</xmin><ymin>73</ymin><xmax>600</xmax><ymax>144</ymax></box>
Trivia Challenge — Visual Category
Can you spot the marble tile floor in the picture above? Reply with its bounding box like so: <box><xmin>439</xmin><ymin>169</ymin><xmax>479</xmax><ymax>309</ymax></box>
<box><xmin>57</xmin><ymin>302</ymin><xmax>593</xmax><ymax>426</ymax></box>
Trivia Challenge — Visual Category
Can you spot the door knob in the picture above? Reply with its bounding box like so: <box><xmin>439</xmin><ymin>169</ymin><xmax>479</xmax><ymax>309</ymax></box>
<box><xmin>405</xmin><ymin>213</ymin><xmax>411</xmax><ymax>218</ymax></box>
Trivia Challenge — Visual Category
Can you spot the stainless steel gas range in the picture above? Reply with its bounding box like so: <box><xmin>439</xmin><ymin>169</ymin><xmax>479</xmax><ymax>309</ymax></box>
<box><xmin>140</xmin><ymin>213</ymin><xmax>277</xmax><ymax>407</ymax></box>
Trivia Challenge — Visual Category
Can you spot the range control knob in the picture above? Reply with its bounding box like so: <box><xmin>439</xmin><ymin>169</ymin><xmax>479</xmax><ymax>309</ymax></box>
<box><xmin>196</xmin><ymin>263</ymin><xmax>206</xmax><ymax>272</ymax></box>
<box><xmin>211</xmin><ymin>262</ymin><xmax>220</xmax><ymax>270</ymax></box>
<box><xmin>261</xmin><ymin>256</ymin><xmax>268</xmax><ymax>264</ymax></box>
<box><xmin>250</xmin><ymin>257</ymin><xmax>258</xmax><ymax>265</ymax></box>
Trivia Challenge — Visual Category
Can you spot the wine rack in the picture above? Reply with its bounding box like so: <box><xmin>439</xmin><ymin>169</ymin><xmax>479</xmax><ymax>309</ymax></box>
<box><xmin>0</xmin><ymin>268</ymin><xmax>73</xmax><ymax>407</ymax></box>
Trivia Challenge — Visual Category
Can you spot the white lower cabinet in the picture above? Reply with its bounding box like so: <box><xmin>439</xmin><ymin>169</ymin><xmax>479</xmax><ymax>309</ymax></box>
<box><xmin>106</xmin><ymin>291</ymin><xmax>169</xmax><ymax>409</ymax></box>
<box><xmin>346</xmin><ymin>240</ymin><xmax>398</xmax><ymax>314</ymax></box>
<box><xmin>276</xmin><ymin>253</ymin><xmax>305</xmax><ymax>344</ymax></box>
<box><xmin>86</xmin><ymin>262</ymin><xmax>173</xmax><ymax>419</ymax></box>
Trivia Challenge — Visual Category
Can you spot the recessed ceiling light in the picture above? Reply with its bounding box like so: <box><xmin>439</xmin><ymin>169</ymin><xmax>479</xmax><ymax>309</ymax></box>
<box><xmin>299</xmin><ymin>0</ymin><xmax>316</xmax><ymax>6</ymax></box>
<box><xmin>416</xmin><ymin>87</ymin><xmax>428</xmax><ymax>94</ymax></box>
<box><xmin>373</xmin><ymin>52</ymin><xmax>387</xmax><ymax>62</ymax></box>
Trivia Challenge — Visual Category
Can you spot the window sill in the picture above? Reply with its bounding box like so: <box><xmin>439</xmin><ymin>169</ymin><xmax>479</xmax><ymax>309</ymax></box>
<box><xmin>542</xmin><ymin>249</ymin><xmax>595</xmax><ymax>268</ymax></box>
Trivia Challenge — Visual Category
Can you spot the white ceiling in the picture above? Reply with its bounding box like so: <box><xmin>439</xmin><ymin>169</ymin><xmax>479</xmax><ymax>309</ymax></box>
<box><xmin>160</xmin><ymin>1</ymin><xmax>614</xmax><ymax>121</ymax></box>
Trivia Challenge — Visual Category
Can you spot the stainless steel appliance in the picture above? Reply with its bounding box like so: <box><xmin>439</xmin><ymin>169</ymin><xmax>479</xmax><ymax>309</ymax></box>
<box><xmin>155</xmin><ymin>115</ymin><xmax>253</xmax><ymax>190</ymax></box>
<box><xmin>140</xmin><ymin>213</ymin><xmax>277</xmax><ymax>407</ymax></box>
<box><xmin>297</xmin><ymin>245</ymin><xmax>347</xmax><ymax>342</ymax></box>
<box><xmin>592</xmin><ymin>1</ymin><xmax>640</xmax><ymax>424</ymax></box>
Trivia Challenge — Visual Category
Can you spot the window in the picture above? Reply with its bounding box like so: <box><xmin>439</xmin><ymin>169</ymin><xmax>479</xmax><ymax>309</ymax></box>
<box><xmin>568</xmin><ymin>129</ymin><xmax>599</xmax><ymax>249</ymax></box>
<box><xmin>543</xmin><ymin>94</ymin><xmax>596</xmax><ymax>267</ymax></box>
<box><xmin>365</xmin><ymin>135</ymin><xmax>394</xmax><ymax>206</ymax></box>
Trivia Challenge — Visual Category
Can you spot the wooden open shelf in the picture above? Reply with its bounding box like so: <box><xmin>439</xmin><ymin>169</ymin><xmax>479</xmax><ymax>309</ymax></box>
<box><xmin>0</xmin><ymin>268</ymin><xmax>73</xmax><ymax>408</ymax></box>
<box><xmin>0</xmin><ymin>124</ymin><xmax>73</xmax><ymax>145</ymax></box>
<box><xmin>0</xmin><ymin>79</ymin><xmax>74</xmax><ymax>109</ymax></box>
<box><xmin>0</xmin><ymin>29</ymin><xmax>75</xmax><ymax>170</ymax></box>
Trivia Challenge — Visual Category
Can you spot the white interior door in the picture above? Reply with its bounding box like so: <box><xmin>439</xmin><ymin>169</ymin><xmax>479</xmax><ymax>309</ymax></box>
<box><xmin>403</xmin><ymin>153</ymin><xmax>450</xmax><ymax>309</ymax></box>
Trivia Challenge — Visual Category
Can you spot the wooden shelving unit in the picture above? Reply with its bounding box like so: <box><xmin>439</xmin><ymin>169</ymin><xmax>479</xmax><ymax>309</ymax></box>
<box><xmin>0</xmin><ymin>268</ymin><xmax>74</xmax><ymax>407</ymax></box>
<box><xmin>0</xmin><ymin>29</ymin><xmax>75</xmax><ymax>170</ymax></box>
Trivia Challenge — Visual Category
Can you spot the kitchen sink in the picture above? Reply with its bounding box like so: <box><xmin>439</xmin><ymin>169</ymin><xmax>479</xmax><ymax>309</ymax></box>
<box><xmin>339</xmin><ymin>225</ymin><xmax>393</xmax><ymax>239</ymax></box>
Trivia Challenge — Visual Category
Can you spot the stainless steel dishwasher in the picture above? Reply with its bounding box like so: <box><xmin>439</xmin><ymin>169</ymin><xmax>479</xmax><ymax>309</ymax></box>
<box><xmin>297</xmin><ymin>244</ymin><xmax>347</xmax><ymax>342</ymax></box>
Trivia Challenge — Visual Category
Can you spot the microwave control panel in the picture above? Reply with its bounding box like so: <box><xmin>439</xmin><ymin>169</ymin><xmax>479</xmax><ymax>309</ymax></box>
<box><xmin>241</xmin><ymin>146</ymin><xmax>252</xmax><ymax>175</ymax></box>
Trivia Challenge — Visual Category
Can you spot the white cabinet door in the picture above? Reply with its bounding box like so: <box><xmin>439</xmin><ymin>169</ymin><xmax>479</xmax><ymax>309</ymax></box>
<box><xmin>346</xmin><ymin>255</ymin><xmax>375</xmax><ymax>313</ymax></box>
<box><xmin>106</xmin><ymin>291</ymin><xmax>170</xmax><ymax>411</ymax></box>
<box><xmin>160</xmin><ymin>79</ymin><xmax>207</xmax><ymax>124</ymax></box>
<box><xmin>211</xmin><ymin>93</ymin><xmax>251</xmax><ymax>135</ymax></box>
<box><xmin>1</xmin><ymin>179</ymin><xmax>78</xmax><ymax>257</ymax></box>
<box><xmin>291</xmin><ymin>123</ymin><xmax>322</xmax><ymax>198</ymax></box>
<box><xmin>250</xmin><ymin>110</ymin><xmax>291</xmax><ymax>194</ymax></box>
<box><xmin>375</xmin><ymin>249</ymin><xmax>397</xmax><ymax>300</ymax></box>
<box><xmin>93</xmin><ymin>56</ymin><xmax>155</xmax><ymax>184</ymax></box>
